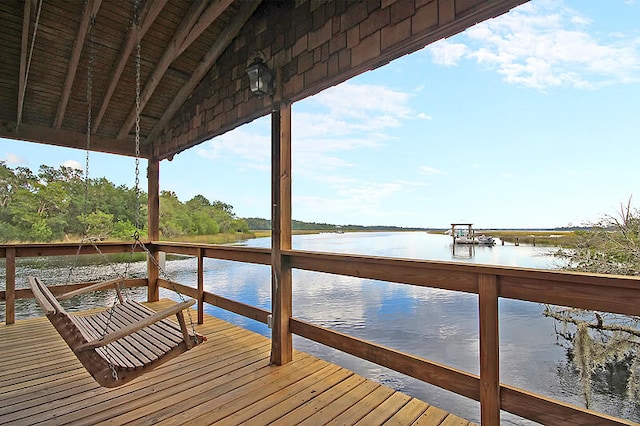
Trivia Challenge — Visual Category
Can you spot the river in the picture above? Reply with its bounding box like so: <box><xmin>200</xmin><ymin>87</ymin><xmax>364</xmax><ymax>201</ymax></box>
<box><xmin>2</xmin><ymin>232</ymin><xmax>639</xmax><ymax>424</ymax></box>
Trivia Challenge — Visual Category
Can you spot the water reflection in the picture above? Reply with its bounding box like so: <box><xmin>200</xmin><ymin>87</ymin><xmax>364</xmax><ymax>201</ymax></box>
<box><xmin>3</xmin><ymin>232</ymin><xmax>637</xmax><ymax>424</ymax></box>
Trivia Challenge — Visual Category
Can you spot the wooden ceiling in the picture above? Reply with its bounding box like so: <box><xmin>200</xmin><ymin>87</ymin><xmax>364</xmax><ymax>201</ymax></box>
<box><xmin>0</xmin><ymin>0</ymin><xmax>257</xmax><ymax>158</ymax></box>
<box><xmin>0</xmin><ymin>0</ymin><xmax>527</xmax><ymax>160</ymax></box>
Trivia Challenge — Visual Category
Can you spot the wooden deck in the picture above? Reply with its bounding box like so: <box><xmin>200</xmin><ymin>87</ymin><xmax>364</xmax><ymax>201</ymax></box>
<box><xmin>1</xmin><ymin>300</ymin><xmax>475</xmax><ymax>426</ymax></box>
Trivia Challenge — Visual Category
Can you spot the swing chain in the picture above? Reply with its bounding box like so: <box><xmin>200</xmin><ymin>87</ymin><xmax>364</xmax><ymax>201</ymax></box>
<box><xmin>83</xmin><ymin>16</ymin><xmax>95</xmax><ymax>238</ymax></box>
<box><xmin>102</xmin><ymin>302</ymin><xmax>119</xmax><ymax>381</ymax></box>
<box><xmin>133</xmin><ymin>237</ymin><xmax>199</xmax><ymax>344</ymax></box>
<box><xmin>134</xmin><ymin>35</ymin><xmax>141</xmax><ymax>232</ymax></box>
<box><xmin>108</xmin><ymin>362</ymin><xmax>118</xmax><ymax>381</ymax></box>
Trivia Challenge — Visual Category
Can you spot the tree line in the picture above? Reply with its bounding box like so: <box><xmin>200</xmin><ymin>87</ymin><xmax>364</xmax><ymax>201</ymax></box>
<box><xmin>0</xmin><ymin>162</ymin><xmax>248</xmax><ymax>242</ymax></box>
<box><xmin>244</xmin><ymin>217</ymin><xmax>426</xmax><ymax>232</ymax></box>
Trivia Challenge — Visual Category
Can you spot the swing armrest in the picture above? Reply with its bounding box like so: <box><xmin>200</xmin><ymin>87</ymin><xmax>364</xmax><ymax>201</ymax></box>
<box><xmin>28</xmin><ymin>277</ymin><xmax>56</xmax><ymax>315</ymax></box>
<box><xmin>58</xmin><ymin>278</ymin><xmax>125</xmax><ymax>300</ymax></box>
<box><xmin>75</xmin><ymin>299</ymin><xmax>196</xmax><ymax>352</ymax></box>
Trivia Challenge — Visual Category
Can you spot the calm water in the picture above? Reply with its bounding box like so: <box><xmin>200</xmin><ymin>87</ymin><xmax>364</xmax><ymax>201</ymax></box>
<box><xmin>3</xmin><ymin>232</ymin><xmax>639</xmax><ymax>424</ymax></box>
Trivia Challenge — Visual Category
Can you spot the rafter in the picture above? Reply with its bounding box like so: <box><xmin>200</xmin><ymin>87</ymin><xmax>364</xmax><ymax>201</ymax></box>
<box><xmin>0</xmin><ymin>121</ymin><xmax>149</xmax><ymax>159</ymax></box>
<box><xmin>146</xmin><ymin>0</ymin><xmax>261</xmax><ymax>146</ymax></box>
<box><xmin>92</xmin><ymin>0</ymin><xmax>167</xmax><ymax>134</ymax></box>
<box><xmin>176</xmin><ymin>0</ymin><xmax>236</xmax><ymax>58</ymax></box>
<box><xmin>16</xmin><ymin>0</ymin><xmax>33</xmax><ymax>130</ymax></box>
<box><xmin>53</xmin><ymin>0</ymin><xmax>102</xmax><ymax>130</ymax></box>
<box><xmin>117</xmin><ymin>0</ymin><xmax>234</xmax><ymax>140</ymax></box>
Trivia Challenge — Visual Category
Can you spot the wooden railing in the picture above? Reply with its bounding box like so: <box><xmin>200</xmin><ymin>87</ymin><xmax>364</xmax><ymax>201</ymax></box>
<box><xmin>2</xmin><ymin>241</ymin><xmax>639</xmax><ymax>425</ymax></box>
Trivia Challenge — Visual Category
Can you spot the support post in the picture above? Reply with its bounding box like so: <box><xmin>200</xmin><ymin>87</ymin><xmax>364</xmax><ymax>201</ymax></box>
<box><xmin>5</xmin><ymin>248</ymin><xmax>15</xmax><ymax>324</ymax></box>
<box><xmin>479</xmin><ymin>274</ymin><xmax>500</xmax><ymax>425</ymax></box>
<box><xmin>197</xmin><ymin>247</ymin><xmax>204</xmax><ymax>324</ymax></box>
<box><xmin>147</xmin><ymin>158</ymin><xmax>160</xmax><ymax>302</ymax></box>
<box><xmin>270</xmin><ymin>102</ymin><xmax>292</xmax><ymax>365</ymax></box>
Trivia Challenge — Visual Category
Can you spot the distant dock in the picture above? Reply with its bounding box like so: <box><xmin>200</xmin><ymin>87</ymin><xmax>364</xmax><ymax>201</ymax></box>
<box><xmin>450</xmin><ymin>223</ymin><xmax>496</xmax><ymax>245</ymax></box>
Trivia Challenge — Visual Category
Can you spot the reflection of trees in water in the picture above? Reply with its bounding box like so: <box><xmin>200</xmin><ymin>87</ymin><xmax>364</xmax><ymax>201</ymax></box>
<box><xmin>555</xmin><ymin>350</ymin><xmax>640</xmax><ymax>419</ymax></box>
<box><xmin>548</xmin><ymin>200</ymin><xmax>640</xmax><ymax>410</ymax></box>
<box><xmin>549</xmin><ymin>307</ymin><xmax>640</xmax><ymax>411</ymax></box>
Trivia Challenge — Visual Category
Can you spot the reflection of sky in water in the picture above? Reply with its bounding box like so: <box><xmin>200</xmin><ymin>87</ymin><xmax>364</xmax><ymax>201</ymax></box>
<box><xmin>4</xmin><ymin>232</ymin><xmax>638</xmax><ymax>424</ymax></box>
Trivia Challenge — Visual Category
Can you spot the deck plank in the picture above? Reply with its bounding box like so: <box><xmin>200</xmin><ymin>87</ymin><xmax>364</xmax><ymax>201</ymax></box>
<box><xmin>413</xmin><ymin>405</ymin><xmax>451</xmax><ymax>425</ymax></box>
<box><xmin>384</xmin><ymin>398</ymin><xmax>431</xmax><ymax>425</ymax></box>
<box><xmin>299</xmin><ymin>378</ymin><xmax>382</xmax><ymax>424</ymax></box>
<box><xmin>0</xmin><ymin>300</ymin><xmax>476</xmax><ymax>426</ymax></box>
<box><xmin>326</xmin><ymin>382</ymin><xmax>396</xmax><ymax>424</ymax></box>
<box><xmin>151</xmin><ymin>354</ymin><xmax>326</xmax><ymax>426</ymax></box>
<box><xmin>208</xmin><ymin>363</ymin><xmax>344</xmax><ymax>425</ymax></box>
<box><xmin>355</xmin><ymin>392</ymin><xmax>413</xmax><ymax>425</ymax></box>
<box><xmin>273</xmin><ymin>374</ymin><xmax>369</xmax><ymax>425</ymax></box>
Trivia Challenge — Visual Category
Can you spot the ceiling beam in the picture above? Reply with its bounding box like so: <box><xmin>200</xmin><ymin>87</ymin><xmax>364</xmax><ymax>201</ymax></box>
<box><xmin>92</xmin><ymin>0</ymin><xmax>167</xmax><ymax>134</ymax></box>
<box><xmin>16</xmin><ymin>0</ymin><xmax>33</xmax><ymax>131</ymax></box>
<box><xmin>0</xmin><ymin>121</ymin><xmax>149</xmax><ymax>158</ymax></box>
<box><xmin>117</xmin><ymin>0</ymin><xmax>234</xmax><ymax>140</ymax></box>
<box><xmin>146</xmin><ymin>0</ymin><xmax>261</xmax><ymax>147</ymax></box>
<box><xmin>176</xmin><ymin>0</ymin><xmax>235</xmax><ymax>58</ymax></box>
<box><xmin>53</xmin><ymin>0</ymin><xmax>102</xmax><ymax>130</ymax></box>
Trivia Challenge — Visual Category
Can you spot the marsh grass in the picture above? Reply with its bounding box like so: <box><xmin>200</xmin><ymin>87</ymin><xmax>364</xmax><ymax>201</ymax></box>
<box><xmin>167</xmin><ymin>232</ymin><xmax>256</xmax><ymax>245</ymax></box>
<box><xmin>430</xmin><ymin>229</ymin><xmax>577</xmax><ymax>246</ymax></box>
<box><xmin>481</xmin><ymin>230</ymin><xmax>577</xmax><ymax>246</ymax></box>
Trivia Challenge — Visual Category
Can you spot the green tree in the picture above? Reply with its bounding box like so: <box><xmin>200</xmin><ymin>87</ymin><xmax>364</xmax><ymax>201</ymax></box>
<box><xmin>159</xmin><ymin>191</ymin><xmax>192</xmax><ymax>238</ymax></box>
<box><xmin>82</xmin><ymin>210</ymin><xmax>114</xmax><ymax>240</ymax></box>
<box><xmin>29</xmin><ymin>219</ymin><xmax>53</xmax><ymax>241</ymax></box>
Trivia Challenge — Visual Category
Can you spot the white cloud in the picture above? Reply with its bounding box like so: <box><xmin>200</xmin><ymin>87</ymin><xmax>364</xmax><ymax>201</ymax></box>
<box><xmin>196</xmin><ymin>82</ymin><xmax>421</xmax><ymax>179</ymax></box>
<box><xmin>196</xmin><ymin>127</ymin><xmax>271</xmax><ymax>171</ymax></box>
<box><xmin>310</xmin><ymin>83</ymin><xmax>413</xmax><ymax>122</ymax></box>
<box><xmin>428</xmin><ymin>0</ymin><xmax>640</xmax><ymax>89</ymax></box>
<box><xmin>428</xmin><ymin>40</ymin><xmax>468</xmax><ymax>66</ymax></box>
<box><xmin>294</xmin><ymin>180</ymin><xmax>409</xmax><ymax>224</ymax></box>
<box><xmin>62</xmin><ymin>159</ymin><xmax>83</xmax><ymax>170</ymax></box>
<box><xmin>420</xmin><ymin>165</ymin><xmax>444</xmax><ymax>175</ymax></box>
<box><xmin>195</xmin><ymin>82</ymin><xmax>429</xmax><ymax>222</ymax></box>
<box><xmin>292</xmin><ymin>83</ymin><xmax>424</xmax><ymax>182</ymax></box>
<box><xmin>3</xmin><ymin>153</ymin><xmax>26</xmax><ymax>165</ymax></box>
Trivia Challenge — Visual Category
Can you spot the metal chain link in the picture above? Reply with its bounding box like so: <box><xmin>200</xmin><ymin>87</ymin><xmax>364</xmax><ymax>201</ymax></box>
<box><xmin>88</xmin><ymin>13</ymin><xmax>119</xmax><ymax>382</ymax></box>
<box><xmin>134</xmin><ymin>37</ymin><xmax>141</xmax><ymax>233</ymax></box>
<box><xmin>83</xmin><ymin>16</ymin><xmax>95</xmax><ymax>239</ymax></box>
<box><xmin>134</xmin><ymin>237</ymin><xmax>199</xmax><ymax>344</ymax></box>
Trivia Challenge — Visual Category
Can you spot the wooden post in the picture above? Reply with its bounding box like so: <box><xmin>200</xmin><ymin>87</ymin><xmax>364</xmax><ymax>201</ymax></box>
<box><xmin>147</xmin><ymin>158</ymin><xmax>160</xmax><ymax>302</ymax></box>
<box><xmin>270</xmin><ymin>102</ymin><xmax>292</xmax><ymax>366</ymax></box>
<box><xmin>5</xmin><ymin>247</ymin><xmax>15</xmax><ymax>324</ymax></box>
<box><xmin>197</xmin><ymin>247</ymin><xmax>204</xmax><ymax>324</ymax></box>
<box><xmin>479</xmin><ymin>274</ymin><xmax>500</xmax><ymax>425</ymax></box>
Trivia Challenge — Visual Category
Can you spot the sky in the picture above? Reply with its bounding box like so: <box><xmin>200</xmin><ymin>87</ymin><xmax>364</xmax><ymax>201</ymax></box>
<box><xmin>2</xmin><ymin>0</ymin><xmax>640</xmax><ymax>229</ymax></box>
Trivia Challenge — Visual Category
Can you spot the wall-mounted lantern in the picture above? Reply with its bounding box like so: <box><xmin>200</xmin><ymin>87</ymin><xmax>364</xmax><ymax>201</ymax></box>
<box><xmin>246</xmin><ymin>57</ymin><xmax>275</xmax><ymax>98</ymax></box>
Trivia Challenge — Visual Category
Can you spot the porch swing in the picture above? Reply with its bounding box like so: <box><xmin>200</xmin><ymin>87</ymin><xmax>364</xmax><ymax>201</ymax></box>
<box><xmin>28</xmin><ymin>7</ymin><xmax>205</xmax><ymax>388</ymax></box>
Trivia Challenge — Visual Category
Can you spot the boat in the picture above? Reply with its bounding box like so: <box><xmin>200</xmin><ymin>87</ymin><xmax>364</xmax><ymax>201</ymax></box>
<box><xmin>451</xmin><ymin>223</ymin><xmax>496</xmax><ymax>245</ymax></box>
<box><xmin>454</xmin><ymin>234</ymin><xmax>495</xmax><ymax>245</ymax></box>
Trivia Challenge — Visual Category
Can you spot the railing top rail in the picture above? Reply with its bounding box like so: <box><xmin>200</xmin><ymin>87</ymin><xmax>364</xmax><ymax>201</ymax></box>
<box><xmin>0</xmin><ymin>241</ymin><xmax>144</xmax><ymax>258</ymax></box>
<box><xmin>284</xmin><ymin>248</ymin><xmax>640</xmax><ymax>288</ymax></box>
<box><xmin>152</xmin><ymin>240</ymin><xmax>270</xmax><ymax>253</ymax></box>
<box><xmin>284</xmin><ymin>249</ymin><xmax>640</xmax><ymax>316</ymax></box>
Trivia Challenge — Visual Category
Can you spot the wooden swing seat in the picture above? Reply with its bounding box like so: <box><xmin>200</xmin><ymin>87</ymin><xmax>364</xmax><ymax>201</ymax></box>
<box><xmin>28</xmin><ymin>276</ymin><xmax>206</xmax><ymax>388</ymax></box>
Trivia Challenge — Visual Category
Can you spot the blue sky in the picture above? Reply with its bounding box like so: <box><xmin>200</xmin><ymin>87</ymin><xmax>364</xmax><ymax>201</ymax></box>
<box><xmin>2</xmin><ymin>0</ymin><xmax>639</xmax><ymax>229</ymax></box>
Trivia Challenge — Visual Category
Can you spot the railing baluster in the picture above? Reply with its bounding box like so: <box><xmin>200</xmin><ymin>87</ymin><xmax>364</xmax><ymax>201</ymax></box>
<box><xmin>479</xmin><ymin>273</ymin><xmax>500</xmax><ymax>425</ymax></box>
<box><xmin>197</xmin><ymin>247</ymin><xmax>204</xmax><ymax>324</ymax></box>
<box><xmin>5</xmin><ymin>247</ymin><xmax>16</xmax><ymax>324</ymax></box>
